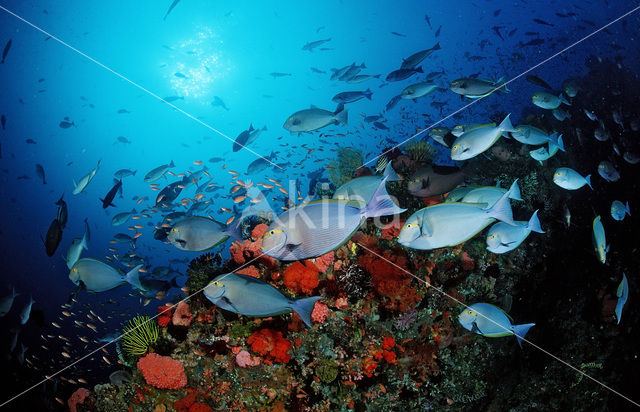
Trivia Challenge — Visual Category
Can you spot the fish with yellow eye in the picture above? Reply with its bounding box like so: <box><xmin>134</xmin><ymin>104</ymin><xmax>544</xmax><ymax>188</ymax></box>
<box><xmin>592</xmin><ymin>215</ymin><xmax>609</xmax><ymax>264</ymax></box>
<box><xmin>486</xmin><ymin>210</ymin><xmax>544</xmax><ymax>254</ymax></box>
<box><xmin>262</xmin><ymin>178</ymin><xmax>405</xmax><ymax>261</ymax></box>
<box><xmin>203</xmin><ymin>273</ymin><xmax>322</xmax><ymax>327</ymax></box>
<box><xmin>167</xmin><ymin>216</ymin><xmax>240</xmax><ymax>252</ymax></box>
<box><xmin>458</xmin><ymin>303</ymin><xmax>535</xmax><ymax>347</ymax></box>
<box><xmin>450</xmin><ymin>114</ymin><xmax>516</xmax><ymax>161</ymax></box>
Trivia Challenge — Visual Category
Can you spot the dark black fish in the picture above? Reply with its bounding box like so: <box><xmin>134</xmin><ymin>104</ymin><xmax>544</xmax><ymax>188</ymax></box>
<box><xmin>100</xmin><ymin>179</ymin><xmax>122</xmax><ymax>208</ymax></box>
<box><xmin>525</xmin><ymin>75</ymin><xmax>553</xmax><ymax>90</ymax></box>
<box><xmin>233</xmin><ymin>124</ymin><xmax>253</xmax><ymax>152</ymax></box>
<box><xmin>270</xmin><ymin>72</ymin><xmax>292</xmax><ymax>78</ymax></box>
<box><xmin>163</xmin><ymin>0</ymin><xmax>180</xmax><ymax>20</ymax></box>
<box><xmin>36</xmin><ymin>164</ymin><xmax>46</xmax><ymax>184</ymax></box>
<box><xmin>424</xmin><ymin>14</ymin><xmax>432</xmax><ymax>29</ymax></box>
<box><xmin>1</xmin><ymin>115</ymin><xmax>5</xmax><ymax>130</ymax></box>
<box><xmin>391</xmin><ymin>32</ymin><xmax>407</xmax><ymax>37</ymax></box>
<box><xmin>310</xmin><ymin>67</ymin><xmax>326</xmax><ymax>74</ymax></box>
<box><xmin>211</xmin><ymin>96</ymin><xmax>229</xmax><ymax>111</ymax></box>
<box><xmin>59</xmin><ymin>120</ymin><xmax>75</xmax><ymax>128</ymax></box>
<box><xmin>492</xmin><ymin>26</ymin><xmax>504</xmax><ymax>40</ymax></box>
<box><xmin>117</xmin><ymin>109</ymin><xmax>130</xmax><ymax>114</ymax></box>
<box><xmin>385</xmin><ymin>95</ymin><xmax>402</xmax><ymax>112</ymax></box>
<box><xmin>44</xmin><ymin>219</ymin><xmax>63</xmax><ymax>257</ymax></box>
<box><xmin>174</xmin><ymin>72</ymin><xmax>187</xmax><ymax>78</ymax></box>
<box><xmin>533</xmin><ymin>18</ymin><xmax>554</xmax><ymax>27</ymax></box>
<box><xmin>155</xmin><ymin>181</ymin><xmax>183</xmax><ymax>207</ymax></box>
<box><xmin>508</xmin><ymin>28</ymin><xmax>517</xmax><ymax>37</ymax></box>
<box><xmin>435</xmin><ymin>25</ymin><xmax>442</xmax><ymax>37</ymax></box>
<box><xmin>1</xmin><ymin>39</ymin><xmax>12</xmax><ymax>64</ymax></box>
<box><xmin>55</xmin><ymin>194</ymin><xmax>68</xmax><ymax>228</ymax></box>
<box><xmin>26</xmin><ymin>139</ymin><xmax>36</xmax><ymax>144</ymax></box>
<box><xmin>373</xmin><ymin>121</ymin><xmax>389</xmax><ymax>130</ymax></box>
<box><xmin>521</xmin><ymin>38</ymin><xmax>544</xmax><ymax>47</ymax></box>
<box><xmin>494</xmin><ymin>9</ymin><xmax>501</xmax><ymax>16</ymax></box>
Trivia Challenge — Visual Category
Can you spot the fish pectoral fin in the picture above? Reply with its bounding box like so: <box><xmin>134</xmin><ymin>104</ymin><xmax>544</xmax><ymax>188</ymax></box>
<box><xmin>175</xmin><ymin>238</ymin><xmax>187</xmax><ymax>246</ymax></box>
<box><xmin>501</xmin><ymin>241</ymin><xmax>516</xmax><ymax>247</ymax></box>
<box><xmin>285</xmin><ymin>242</ymin><xmax>301</xmax><ymax>251</ymax></box>
<box><xmin>471</xmin><ymin>321</ymin><xmax>483</xmax><ymax>335</ymax></box>
<box><xmin>221</xmin><ymin>296</ymin><xmax>240</xmax><ymax>312</ymax></box>
<box><xmin>421</xmin><ymin>177</ymin><xmax>430</xmax><ymax>189</ymax></box>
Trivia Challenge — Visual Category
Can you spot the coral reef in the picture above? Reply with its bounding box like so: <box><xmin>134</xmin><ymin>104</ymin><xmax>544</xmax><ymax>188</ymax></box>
<box><xmin>327</xmin><ymin>147</ymin><xmax>363</xmax><ymax>186</ymax></box>
<box><xmin>403</xmin><ymin>139</ymin><xmax>436</xmax><ymax>162</ymax></box>
<box><xmin>137</xmin><ymin>353</ymin><xmax>188</xmax><ymax>389</ymax></box>
<box><xmin>121</xmin><ymin>315</ymin><xmax>159</xmax><ymax>357</ymax></box>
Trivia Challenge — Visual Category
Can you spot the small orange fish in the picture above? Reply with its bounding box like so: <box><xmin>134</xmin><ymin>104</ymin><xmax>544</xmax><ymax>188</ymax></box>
<box><xmin>195</xmin><ymin>194</ymin><xmax>205</xmax><ymax>201</ymax></box>
<box><xmin>221</xmin><ymin>207</ymin><xmax>232</xmax><ymax>213</ymax></box>
<box><xmin>229</xmin><ymin>170</ymin><xmax>239</xmax><ymax>175</ymax></box>
<box><xmin>177</xmin><ymin>173</ymin><xmax>186</xmax><ymax>177</ymax></box>
<box><xmin>161</xmin><ymin>223</ymin><xmax>170</xmax><ymax>228</ymax></box>
<box><xmin>234</xmin><ymin>195</ymin><xmax>246</xmax><ymax>203</ymax></box>
<box><xmin>134</xmin><ymin>233</ymin><xmax>143</xmax><ymax>239</ymax></box>
<box><xmin>142</xmin><ymin>213</ymin><xmax>151</xmax><ymax>218</ymax></box>
<box><xmin>237</xmin><ymin>179</ymin><xmax>246</xmax><ymax>187</ymax></box>
<box><xmin>261</xmin><ymin>183</ymin><xmax>274</xmax><ymax>189</ymax></box>
<box><xmin>203</xmin><ymin>170</ymin><xmax>211</xmax><ymax>178</ymax></box>
<box><xmin>134</xmin><ymin>224</ymin><xmax>143</xmax><ymax>229</ymax></box>
<box><xmin>193</xmin><ymin>160</ymin><xmax>203</xmax><ymax>165</ymax></box>
<box><xmin>226</xmin><ymin>216</ymin><xmax>235</xmax><ymax>225</ymax></box>
<box><xmin>136</xmin><ymin>198</ymin><xmax>144</xmax><ymax>204</ymax></box>
<box><xmin>138</xmin><ymin>267</ymin><xmax>147</xmax><ymax>273</ymax></box>
<box><xmin>150</xmin><ymin>187</ymin><xmax>159</xmax><ymax>191</ymax></box>
<box><xmin>102</xmin><ymin>356</ymin><xmax>111</xmax><ymax>365</ymax></box>
<box><xmin>278</xmin><ymin>187</ymin><xmax>288</xmax><ymax>195</ymax></box>
<box><xmin>250</xmin><ymin>198</ymin><xmax>262</xmax><ymax>204</ymax></box>
<box><xmin>177</xmin><ymin>184</ymin><xmax>186</xmax><ymax>189</ymax></box>
<box><xmin>132</xmin><ymin>215</ymin><xmax>141</xmax><ymax>220</ymax></box>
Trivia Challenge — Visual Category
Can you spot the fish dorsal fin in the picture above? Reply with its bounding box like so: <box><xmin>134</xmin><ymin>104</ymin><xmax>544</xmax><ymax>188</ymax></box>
<box><xmin>486</xmin><ymin>302</ymin><xmax>513</xmax><ymax>322</ymax></box>
<box><xmin>310</xmin><ymin>104</ymin><xmax>318</xmax><ymax>109</ymax></box>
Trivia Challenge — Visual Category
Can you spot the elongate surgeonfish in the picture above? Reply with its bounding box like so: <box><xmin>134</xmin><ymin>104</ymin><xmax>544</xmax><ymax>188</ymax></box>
<box><xmin>69</xmin><ymin>258</ymin><xmax>145</xmax><ymax>293</ymax></box>
<box><xmin>0</xmin><ymin>286</ymin><xmax>19</xmax><ymax>317</ymax></box>
<box><xmin>458</xmin><ymin>182</ymin><xmax>522</xmax><ymax>208</ymax></box>
<box><xmin>72</xmin><ymin>160</ymin><xmax>101</xmax><ymax>195</ymax></box>
<box><xmin>615</xmin><ymin>274</ymin><xmax>629</xmax><ymax>324</ymax></box>
<box><xmin>204</xmin><ymin>272</ymin><xmax>323</xmax><ymax>327</ymax></box>
<box><xmin>451</xmin><ymin>114</ymin><xmax>516</xmax><ymax>160</ymax></box>
<box><xmin>553</xmin><ymin>167</ymin><xmax>592</xmax><ymax>190</ymax></box>
<box><xmin>100</xmin><ymin>179</ymin><xmax>122</xmax><ymax>208</ymax></box>
<box><xmin>262</xmin><ymin>178</ymin><xmax>405</xmax><ymax>261</ymax></box>
<box><xmin>486</xmin><ymin>210</ymin><xmax>544</xmax><ymax>254</ymax></box>
<box><xmin>398</xmin><ymin>180</ymin><xmax>518</xmax><ymax>250</ymax></box>
<box><xmin>333</xmin><ymin>162</ymin><xmax>401</xmax><ymax>205</ymax></box>
<box><xmin>167</xmin><ymin>216</ymin><xmax>240</xmax><ymax>252</ymax></box>
<box><xmin>458</xmin><ymin>303</ymin><xmax>535</xmax><ymax>347</ymax></box>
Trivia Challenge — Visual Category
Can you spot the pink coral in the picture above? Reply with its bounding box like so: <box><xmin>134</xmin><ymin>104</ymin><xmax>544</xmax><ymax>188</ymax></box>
<box><xmin>68</xmin><ymin>388</ymin><xmax>90</xmax><ymax>412</ymax></box>
<box><xmin>235</xmin><ymin>350</ymin><xmax>261</xmax><ymax>367</ymax></box>
<box><xmin>305</xmin><ymin>251</ymin><xmax>335</xmax><ymax>273</ymax></box>
<box><xmin>311</xmin><ymin>301</ymin><xmax>329</xmax><ymax>323</ymax></box>
<box><xmin>172</xmin><ymin>301</ymin><xmax>193</xmax><ymax>327</ymax></box>
<box><xmin>137</xmin><ymin>353</ymin><xmax>187</xmax><ymax>389</ymax></box>
<box><xmin>229</xmin><ymin>238</ymin><xmax>276</xmax><ymax>267</ymax></box>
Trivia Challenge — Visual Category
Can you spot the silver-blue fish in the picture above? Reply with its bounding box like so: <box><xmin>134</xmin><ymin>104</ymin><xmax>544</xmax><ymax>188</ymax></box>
<box><xmin>458</xmin><ymin>302</ymin><xmax>535</xmax><ymax>347</ymax></box>
<box><xmin>204</xmin><ymin>272</ymin><xmax>322</xmax><ymax>327</ymax></box>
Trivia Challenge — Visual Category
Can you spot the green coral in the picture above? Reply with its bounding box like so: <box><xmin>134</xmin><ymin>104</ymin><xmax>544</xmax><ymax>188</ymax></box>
<box><xmin>315</xmin><ymin>359</ymin><xmax>339</xmax><ymax>383</ymax></box>
<box><xmin>327</xmin><ymin>147</ymin><xmax>363</xmax><ymax>187</ymax></box>
<box><xmin>121</xmin><ymin>315</ymin><xmax>159</xmax><ymax>357</ymax></box>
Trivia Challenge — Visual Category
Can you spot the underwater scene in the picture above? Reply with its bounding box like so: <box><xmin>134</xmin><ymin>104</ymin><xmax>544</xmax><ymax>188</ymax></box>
<box><xmin>0</xmin><ymin>0</ymin><xmax>639</xmax><ymax>410</ymax></box>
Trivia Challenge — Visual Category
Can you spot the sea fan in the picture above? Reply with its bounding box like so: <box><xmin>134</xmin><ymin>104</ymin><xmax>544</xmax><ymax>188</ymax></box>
<box><xmin>121</xmin><ymin>315</ymin><xmax>159</xmax><ymax>356</ymax></box>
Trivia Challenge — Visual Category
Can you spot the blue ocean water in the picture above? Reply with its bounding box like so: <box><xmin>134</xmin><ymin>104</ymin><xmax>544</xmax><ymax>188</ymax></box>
<box><xmin>0</xmin><ymin>0</ymin><xmax>639</xmax><ymax>409</ymax></box>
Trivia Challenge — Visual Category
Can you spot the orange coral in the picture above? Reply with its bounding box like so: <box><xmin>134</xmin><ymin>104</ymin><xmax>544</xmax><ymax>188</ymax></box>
<box><xmin>357</xmin><ymin>249</ymin><xmax>420</xmax><ymax>312</ymax></box>
<box><xmin>137</xmin><ymin>353</ymin><xmax>187</xmax><ymax>389</ymax></box>
<box><xmin>461</xmin><ymin>252</ymin><xmax>475</xmax><ymax>271</ymax></box>
<box><xmin>283</xmin><ymin>261</ymin><xmax>319</xmax><ymax>294</ymax></box>
<box><xmin>247</xmin><ymin>328</ymin><xmax>292</xmax><ymax>364</ymax></box>
<box><xmin>157</xmin><ymin>303</ymin><xmax>173</xmax><ymax>327</ymax></box>
<box><xmin>229</xmin><ymin>238</ymin><xmax>276</xmax><ymax>267</ymax></box>
<box><xmin>235</xmin><ymin>265</ymin><xmax>260</xmax><ymax>278</ymax></box>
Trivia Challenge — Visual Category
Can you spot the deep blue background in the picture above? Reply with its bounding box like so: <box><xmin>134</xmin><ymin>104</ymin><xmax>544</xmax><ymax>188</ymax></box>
<box><xmin>0</xmin><ymin>0</ymin><xmax>638</xmax><ymax>403</ymax></box>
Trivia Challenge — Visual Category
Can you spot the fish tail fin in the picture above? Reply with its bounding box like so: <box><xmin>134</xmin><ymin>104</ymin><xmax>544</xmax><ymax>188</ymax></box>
<box><xmin>382</xmin><ymin>162</ymin><xmax>402</xmax><ymax>181</ymax></box>
<box><xmin>133</xmin><ymin>170</ymin><xmax>137</xmax><ymax>176</ymax></box>
<box><xmin>486</xmin><ymin>179</ymin><xmax>517</xmax><ymax>225</ymax></box>
<box><xmin>334</xmin><ymin>104</ymin><xmax>348</xmax><ymax>125</ymax></box>
<box><xmin>56</xmin><ymin>193</ymin><xmax>64</xmax><ymax>205</ymax></box>
<box><xmin>527</xmin><ymin>210</ymin><xmax>544</xmax><ymax>233</ymax></box>
<box><xmin>81</xmin><ymin>231</ymin><xmax>89</xmax><ymax>251</ymax></box>
<box><xmin>625</xmin><ymin>201</ymin><xmax>631</xmax><ymax>216</ymax></box>
<box><xmin>373</xmin><ymin>74</ymin><xmax>381</xmax><ymax>79</ymax></box>
<box><xmin>498</xmin><ymin>113</ymin><xmax>516</xmax><ymax>133</ymax></box>
<box><xmin>290</xmin><ymin>296</ymin><xmax>323</xmax><ymax>328</ymax></box>
<box><xmin>495</xmin><ymin>77</ymin><xmax>509</xmax><ymax>93</ymax></box>
<box><xmin>549</xmin><ymin>133</ymin><xmax>565</xmax><ymax>152</ymax></box>
<box><xmin>364</xmin><ymin>178</ymin><xmax>406</xmax><ymax>218</ymax></box>
<box><xmin>585</xmin><ymin>174</ymin><xmax>592</xmax><ymax>190</ymax></box>
<box><xmin>223</xmin><ymin>217</ymin><xmax>243</xmax><ymax>241</ymax></box>
<box><xmin>169</xmin><ymin>160</ymin><xmax>175</xmax><ymax>168</ymax></box>
<box><xmin>433</xmin><ymin>42</ymin><xmax>441</xmax><ymax>50</ymax></box>
<box><xmin>415</xmin><ymin>66</ymin><xmax>423</xmax><ymax>73</ymax></box>
<box><xmin>365</xmin><ymin>88</ymin><xmax>372</xmax><ymax>100</ymax></box>
<box><xmin>512</xmin><ymin>323</ymin><xmax>535</xmax><ymax>348</ymax></box>
<box><xmin>559</xmin><ymin>93</ymin><xmax>571</xmax><ymax>106</ymax></box>
<box><xmin>507</xmin><ymin>179</ymin><xmax>522</xmax><ymax>201</ymax></box>
<box><xmin>125</xmin><ymin>265</ymin><xmax>145</xmax><ymax>291</ymax></box>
